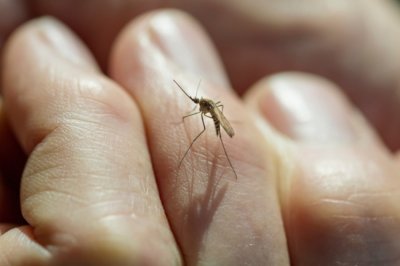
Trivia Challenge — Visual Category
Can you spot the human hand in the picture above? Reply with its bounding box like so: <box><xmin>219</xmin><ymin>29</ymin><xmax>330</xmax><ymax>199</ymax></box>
<box><xmin>0</xmin><ymin>6</ymin><xmax>400</xmax><ymax>266</ymax></box>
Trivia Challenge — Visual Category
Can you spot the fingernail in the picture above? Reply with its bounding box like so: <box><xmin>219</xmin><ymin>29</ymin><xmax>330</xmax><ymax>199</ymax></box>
<box><xmin>144</xmin><ymin>10</ymin><xmax>227</xmax><ymax>86</ymax></box>
<box><xmin>32</xmin><ymin>17</ymin><xmax>95</xmax><ymax>68</ymax></box>
<box><xmin>259</xmin><ymin>73</ymin><xmax>356</xmax><ymax>143</ymax></box>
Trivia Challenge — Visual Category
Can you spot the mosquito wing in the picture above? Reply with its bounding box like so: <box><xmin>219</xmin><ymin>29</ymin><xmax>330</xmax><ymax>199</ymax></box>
<box><xmin>214</xmin><ymin>107</ymin><xmax>234</xmax><ymax>137</ymax></box>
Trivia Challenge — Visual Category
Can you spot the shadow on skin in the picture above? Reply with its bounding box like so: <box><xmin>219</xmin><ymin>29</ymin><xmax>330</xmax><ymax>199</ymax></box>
<box><xmin>183</xmin><ymin>150</ymin><xmax>229</xmax><ymax>265</ymax></box>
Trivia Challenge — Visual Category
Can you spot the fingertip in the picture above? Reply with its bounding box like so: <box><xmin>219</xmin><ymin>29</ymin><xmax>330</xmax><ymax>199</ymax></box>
<box><xmin>2</xmin><ymin>16</ymin><xmax>103</xmax><ymax>152</ymax></box>
<box><xmin>3</xmin><ymin>16</ymin><xmax>98</xmax><ymax>74</ymax></box>
<box><xmin>110</xmin><ymin>8</ymin><xmax>229</xmax><ymax>93</ymax></box>
<box><xmin>244</xmin><ymin>72</ymin><xmax>386</xmax><ymax>148</ymax></box>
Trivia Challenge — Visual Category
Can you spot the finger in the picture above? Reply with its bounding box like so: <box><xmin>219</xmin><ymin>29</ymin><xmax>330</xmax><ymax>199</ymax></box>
<box><xmin>0</xmin><ymin>226</ymin><xmax>51</xmax><ymax>266</ymax></box>
<box><xmin>244</xmin><ymin>72</ymin><xmax>400</xmax><ymax>265</ymax></box>
<box><xmin>2</xmin><ymin>17</ymin><xmax>180</xmax><ymax>264</ymax></box>
<box><xmin>0</xmin><ymin>98</ymin><xmax>25</xmax><ymax>223</ymax></box>
<box><xmin>110</xmin><ymin>10</ymin><xmax>289</xmax><ymax>265</ymax></box>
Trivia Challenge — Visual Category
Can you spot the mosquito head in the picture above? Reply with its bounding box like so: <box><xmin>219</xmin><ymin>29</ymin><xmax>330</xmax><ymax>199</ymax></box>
<box><xmin>199</xmin><ymin>98</ymin><xmax>214</xmax><ymax>112</ymax></box>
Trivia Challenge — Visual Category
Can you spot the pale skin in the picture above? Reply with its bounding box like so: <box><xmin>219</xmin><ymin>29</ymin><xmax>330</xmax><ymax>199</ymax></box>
<box><xmin>0</xmin><ymin>1</ymin><xmax>400</xmax><ymax>266</ymax></box>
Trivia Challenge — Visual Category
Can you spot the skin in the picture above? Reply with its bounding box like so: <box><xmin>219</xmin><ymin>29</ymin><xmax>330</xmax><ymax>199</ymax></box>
<box><xmin>0</xmin><ymin>1</ymin><xmax>399</xmax><ymax>266</ymax></box>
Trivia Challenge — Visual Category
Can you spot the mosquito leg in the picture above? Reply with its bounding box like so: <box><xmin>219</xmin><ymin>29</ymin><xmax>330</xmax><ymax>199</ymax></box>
<box><xmin>178</xmin><ymin>113</ymin><xmax>207</xmax><ymax>170</ymax></box>
<box><xmin>219</xmin><ymin>135</ymin><xmax>238</xmax><ymax>180</ymax></box>
<box><xmin>182</xmin><ymin>111</ymin><xmax>201</xmax><ymax>121</ymax></box>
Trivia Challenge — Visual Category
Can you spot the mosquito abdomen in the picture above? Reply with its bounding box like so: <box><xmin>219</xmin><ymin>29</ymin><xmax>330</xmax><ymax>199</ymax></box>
<box><xmin>212</xmin><ymin>114</ymin><xmax>221</xmax><ymax>137</ymax></box>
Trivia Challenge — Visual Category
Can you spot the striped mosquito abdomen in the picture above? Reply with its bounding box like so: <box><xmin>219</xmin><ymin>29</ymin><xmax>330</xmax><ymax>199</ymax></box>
<box><xmin>210</xmin><ymin>108</ymin><xmax>221</xmax><ymax>137</ymax></box>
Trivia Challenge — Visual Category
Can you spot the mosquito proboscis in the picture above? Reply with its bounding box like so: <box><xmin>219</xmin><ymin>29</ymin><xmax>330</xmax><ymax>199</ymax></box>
<box><xmin>174</xmin><ymin>79</ymin><xmax>238</xmax><ymax>180</ymax></box>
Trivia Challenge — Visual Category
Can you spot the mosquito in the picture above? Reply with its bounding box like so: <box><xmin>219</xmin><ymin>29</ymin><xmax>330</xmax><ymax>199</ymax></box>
<box><xmin>174</xmin><ymin>79</ymin><xmax>238</xmax><ymax>180</ymax></box>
